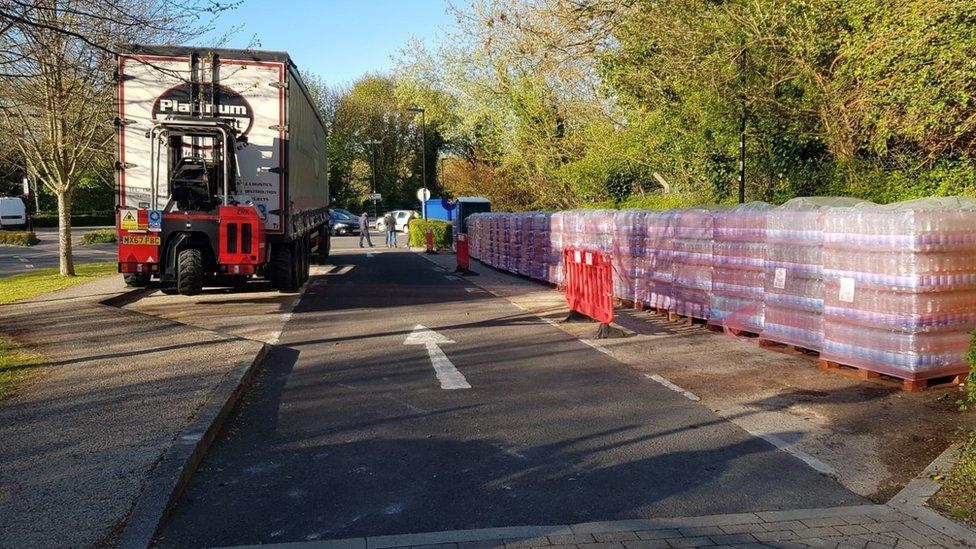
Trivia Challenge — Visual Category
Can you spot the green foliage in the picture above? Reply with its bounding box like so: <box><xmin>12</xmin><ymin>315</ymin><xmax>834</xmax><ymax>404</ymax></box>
<box><xmin>931</xmin><ymin>428</ymin><xmax>976</xmax><ymax>523</ymax></box>
<box><xmin>0</xmin><ymin>230</ymin><xmax>37</xmax><ymax>246</ymax></box>
<box><xmin>959</xmin><ymin>329</ymin><xmax>976</xmax><ymax>411</ymax></box>
<box><xmin>80</xmin><ymin>229</ymin><xmax>115</xmax><ymax>245</ymax></box>
<box><xmin>407</xmin><ymin>219</ymin><xmax>452</xmax><ymax>249</ymax></box>
<box><xmin>31</xmin><ymin>213</ymin><xmax>114</xmax><ymax>227</ymax></box>
<box><xmin>391</xmin><ymin>0</ymin><xmax>976</xmax><ymax>210</ymax></box>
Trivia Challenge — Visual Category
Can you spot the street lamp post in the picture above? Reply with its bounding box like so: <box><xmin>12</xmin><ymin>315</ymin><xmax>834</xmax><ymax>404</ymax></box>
<box><xmin>408</xmin><ymin>106</ymin><xmax>426</xmax><ymax>219</ymax></box>
<box><xmin>364</xmin><ymin>139</ymin><xmax>380</xmax><ymax>219</ymax></box>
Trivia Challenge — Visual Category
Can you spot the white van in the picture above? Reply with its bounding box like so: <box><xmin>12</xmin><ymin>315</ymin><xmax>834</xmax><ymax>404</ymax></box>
<box><xmin>0</xmin><ymin>197</ymin><xmax>27</xmax><ymax>229</ymax></box>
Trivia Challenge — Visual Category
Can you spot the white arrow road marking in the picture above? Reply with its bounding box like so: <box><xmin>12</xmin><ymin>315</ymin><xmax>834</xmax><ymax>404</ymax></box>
<box><xmin>404</xmin><ymin>324</ymin><xmax>470</xmax><ymax>390</ymax></box>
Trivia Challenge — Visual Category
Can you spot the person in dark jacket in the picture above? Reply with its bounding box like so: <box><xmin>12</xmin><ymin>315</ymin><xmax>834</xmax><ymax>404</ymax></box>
<box><xmin>358</xmin><ymin>212</ymin><xmax>373</xmax><ymax>248</ymax></box>
<box><xmin>384</xmin><ymin>212</ymin><xmax>397</xmax><ymax>248</ymax></box>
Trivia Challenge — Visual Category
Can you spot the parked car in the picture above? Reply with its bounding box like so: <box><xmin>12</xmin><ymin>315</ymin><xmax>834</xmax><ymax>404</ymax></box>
<box><xmin>0</xmin><ymin>197</ymin><xmax>27</xmax><ymax>230</ymax></box>
<box><xmin>330</xmin><ymin>210</ymin><xmax>360</xmax><ymax>236</ymax></box>
<box><xmin>375</xmin><ymin>210</ymin><xmax>420</xmax><ymax>233</ymax></box>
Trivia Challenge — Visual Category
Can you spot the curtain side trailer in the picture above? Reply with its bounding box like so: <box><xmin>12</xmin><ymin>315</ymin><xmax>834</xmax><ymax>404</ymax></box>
<box><xmin>115</xmin><ymin>45</ymin><xmax>330</xmax><ymax>294</ymax></box>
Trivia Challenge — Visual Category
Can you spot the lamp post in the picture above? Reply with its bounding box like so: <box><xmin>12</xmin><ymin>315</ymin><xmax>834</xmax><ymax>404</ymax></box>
<box><xmin>407</xmin><ymin>106</ymin><xmax>426</xmax><ymax>219</ymax></box>
<box><xmin>364</xmin><ymin>139</ymin><xmax>380</xmax><ymax>219</ymax></box>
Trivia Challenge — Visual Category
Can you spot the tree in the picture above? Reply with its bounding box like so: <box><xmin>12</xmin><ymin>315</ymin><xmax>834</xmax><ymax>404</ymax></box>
<box><xmin>0</xmin><ymin>0</ymin><xmax>234</xmax><ymax>275</ymax></box>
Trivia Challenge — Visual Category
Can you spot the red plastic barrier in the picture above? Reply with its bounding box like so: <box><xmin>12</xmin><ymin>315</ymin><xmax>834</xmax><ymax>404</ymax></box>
<box><xmin>425</xmin><ymin>228</ymin><xmax>434</xmax><ymax>253</ymax></box>
<box><xmin>456</xmin><ymin>233</ymin><xmax>470</xmax><ymax>271</ymax></box>
<box><xmin>563</xmin><ymin>248</ymin><xmax>614</xmax><ymax>324</ymax></box>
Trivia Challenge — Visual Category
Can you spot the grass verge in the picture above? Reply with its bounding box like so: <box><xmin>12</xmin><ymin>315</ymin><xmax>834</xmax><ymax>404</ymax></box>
<box><xmin>931</xmin><ymin>430</ymin><xmax>976</xmax><ymax>524</ymax></box>
<box><xmin>81</xmin><ymin>228</ymin><xmax>116</xmax><ymax>245</ymax></box>
<box><xmin>0</xmin><ymin>337</ymin><xmax>40</xmax><ymax>399</ymax></box>
<box><xmin>0</xmin><ymin>262</ymin><xmax>117</xmax><ymax>304</ymax></box>
<box><xmin>0</xmin><ymin>230</ymin><xmax>39</xmax><ymax>246</ymax></box>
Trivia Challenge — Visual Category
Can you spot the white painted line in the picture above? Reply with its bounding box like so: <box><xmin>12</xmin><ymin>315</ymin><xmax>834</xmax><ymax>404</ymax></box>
<box><xmin>581</xmin><ymin>339</ymin><xmax>612</xmax><ymax>356</ymax></box>
<box><xmin>752</xmin><ymin>432</ymin><xmax>836</xmax><ymax>476</ymax></box>
<box><xmin>17</xmin><ymin>257</ymin><xmax>28</xmax><ymax>263</ymax></box>
<box><xmin>542</xmin><ymin>318</ymin><xmax>560</xmax><ymax>326</ymax></box>
<box><xmin>24</xmin><ymin>264</ymin><xmax>34</xmax><ymax>269</ymax></box>
<box><xmin>512</xmin><ymin>303</ymin><xmax>527</xmax><ymax>311</ymax></box>
<box><xmin>444</xmin><ymin>275</ymin><xmax>461</xmax><ymax>281</ymax></box>
<box><xmin>646</xmin><ymin>374</ymin><xmax>701</xmax><ymax>402</ymax></box>
<box><xmin>404</xmin><ymin>325</ymin><xmax>470</xmax><ymax>390</ymax></box>
<box><xmin>268</xmin><ymin>292</ymin><xmax>304</xmax><ymax>345</ymax></box>
<box><xmin>326</xmin><ymin>265</ymin><xmax>354</xmax><ymax>275</ymax></box>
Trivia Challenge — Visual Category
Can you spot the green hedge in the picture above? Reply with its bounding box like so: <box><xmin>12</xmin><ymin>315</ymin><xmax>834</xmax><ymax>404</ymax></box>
<box><xmin>408</xmin><ymin>219</ymin><xmax>453</xmax><ymax>249</ymax></box>
<box><xmin>32</xmin><ymin>213</ymin><xmax>115</xmax><ymax>227</ymax></box>
<box><xmin>0</xmin><ymin>231</ymin><xmax>38</xmax><ymax>246</ymax></box>
<box><xmin>960</xmin><ymin>330</ymin><xmax>976</xmax><ymax>410</ymax></box>
<box><xmin>81</xmin><ymin>229</ymin><xmax>116</xmax><ymax>245</ymax></box>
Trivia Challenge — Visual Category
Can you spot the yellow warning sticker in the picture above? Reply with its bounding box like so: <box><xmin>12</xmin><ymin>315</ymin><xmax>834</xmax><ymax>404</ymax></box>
<box><xmin>120</xmin><ymin>235</ymin><xmax>160</xmax><ymax>246</ymax></box>
<box><xmin>120</xmin><ymin>210</ymin><xmax>138</xmax><ymax>230</ymax></box>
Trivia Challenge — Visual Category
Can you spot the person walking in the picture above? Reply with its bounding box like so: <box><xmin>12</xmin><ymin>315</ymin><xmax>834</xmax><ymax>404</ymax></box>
<box><xmin>358</xmin><ymin>212</ymin><xmax>373</xmax><ymax>248</ymax></box>
<box><xmin>384</xmin><ymin>212</ymin><xmax>397</xmax><ymax>248</ymax></box>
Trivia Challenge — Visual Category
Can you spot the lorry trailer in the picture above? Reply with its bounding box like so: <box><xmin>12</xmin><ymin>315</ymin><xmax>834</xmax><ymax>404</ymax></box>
<box><xmin>114</xmin><ymin>45</ymin><xmax>330</xmax><ymax>294</ymax></box>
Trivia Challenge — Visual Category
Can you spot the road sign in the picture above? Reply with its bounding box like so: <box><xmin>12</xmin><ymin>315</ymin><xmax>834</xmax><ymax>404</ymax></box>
<box><xmin>369</xmin><ymin>193</ymin><xmax>382</xmax><ymax>201</ymax></box>
<box><xmin>22</xmin><ymin>177</ymin><xmax>29</xmax><ymax>196</ymax></box>
<box><xmin>416</xmin><ymin>187</ymin><xmax>431</xmax><ymax>202</ymax></box>
<box><xmin>147</xmin><ymin>210</ymin><xmax>162</xmax><ymax>232</ymax></box>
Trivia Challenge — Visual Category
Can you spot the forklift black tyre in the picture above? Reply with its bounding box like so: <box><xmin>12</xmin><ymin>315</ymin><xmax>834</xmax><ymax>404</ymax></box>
<box><xmin>123</xmin><ymin>273</ymin><xmax>151</xmax><ymax>288</ymax></box>
<box><xmin>176</xmin><ymin>248</ymin><xmax>204</xmax><ymax>296</ymax></box>
<box><xmin>271</xmin><ymin>243</ymin><xmax>299</xmax><ymax>292</ymax></box>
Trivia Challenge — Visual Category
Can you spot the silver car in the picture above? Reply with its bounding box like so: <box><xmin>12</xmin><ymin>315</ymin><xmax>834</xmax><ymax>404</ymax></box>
<box><xmin>375</xmin><ymin>210</ymin><xmax>419</xmax><ymax>233</ymax></box>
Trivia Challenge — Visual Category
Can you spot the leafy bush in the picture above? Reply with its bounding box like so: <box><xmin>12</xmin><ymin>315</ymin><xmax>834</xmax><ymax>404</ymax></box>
<box><xmin>81</xmin><ymin>229</ymin><xmax>116</xmax><ymax>245</ymax></box>
<box><xmin>0</xmin><ymin>231</ymin><xmax>38</xmax><ymax>246</ymax></box>
<box><xmin>408</xmin><ymin>219</ymin><xmax>453</xmax><ymax>249</ymax></box>
<box><xmin>959</xmin><ymin>330</ymin><xmax>976</xmax><ymax>411</ymax></box>
<box><xmin>32</xmin><ymin>212</ymin><xmax>115</xmax><ymax>227</ymax></box>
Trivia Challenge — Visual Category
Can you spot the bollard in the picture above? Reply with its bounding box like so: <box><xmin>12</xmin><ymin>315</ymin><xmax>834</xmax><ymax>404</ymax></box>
<box><xmin>455</xmin><ymin>233</ymin><xmax>477</xmax><ymax>275</ymax></box>
<box><xmin>425</xmin><ymin>227</ymin><xmax>436</xmax><ymax>254</ymax></box>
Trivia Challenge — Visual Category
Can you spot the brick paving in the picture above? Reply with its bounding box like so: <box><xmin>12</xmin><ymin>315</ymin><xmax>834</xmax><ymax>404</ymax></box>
<box><xmin>237</xmin><ymin>504</ymin><xmax>975</xmax><ymax>549</ymax></box>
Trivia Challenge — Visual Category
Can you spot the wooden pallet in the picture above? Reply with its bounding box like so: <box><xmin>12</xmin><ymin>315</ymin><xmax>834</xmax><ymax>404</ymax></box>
<box><xmin>757</xmin><ymin>338</ymin><xmax>820</xmax><ymax>359</ymax></box>
<box><xmin>817</xmin><ymin>359</ymin><xmax>966</xmax><ymax>392</ymax></box>
<box><xmin>614</xmin><ymin>298</ymin><xmax>646</xmax><ymax>311</ymax></box>
<box><xmin>667</xmin><ymin>312</ymin><xmax>707</xmax><ymax>326</ymax></box>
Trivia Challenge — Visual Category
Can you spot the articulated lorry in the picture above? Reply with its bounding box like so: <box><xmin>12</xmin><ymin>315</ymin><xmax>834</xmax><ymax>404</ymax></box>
<box><xmin>114</xmin><ymin>45</ymin><xmax>329</xmax><ymax>295</ymax></box>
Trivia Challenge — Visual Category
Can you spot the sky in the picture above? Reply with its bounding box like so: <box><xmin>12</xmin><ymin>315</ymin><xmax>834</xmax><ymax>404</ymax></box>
<box><xmin>202</xmin><ymin>0</ymin><xmax>455</xmax><ymax>87</ymax></box>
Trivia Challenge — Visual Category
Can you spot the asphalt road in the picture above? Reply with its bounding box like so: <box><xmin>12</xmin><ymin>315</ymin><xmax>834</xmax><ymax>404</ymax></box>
<box><xmin>156</xmin><ymin>245</ymin><xmax>864</xmax><ymax>547</ymax></box>
<box><xmin>0</xmin><ymin>227</ymin><xmax>115</xmax><ymax>277</ymax></box>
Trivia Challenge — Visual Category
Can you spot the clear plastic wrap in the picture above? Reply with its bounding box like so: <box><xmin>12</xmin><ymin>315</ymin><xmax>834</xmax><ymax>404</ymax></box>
<box><xmin>762</xmin><ymin>197</ymin><xmax>867</xmax><ymax>351</ymax></box>
<box><xmin>822</xmin><ymin>197</ymin><xmax>976</xmax><ymax>380</ymax></box>
<box><xmin>671</xmin><ymin>208</ymin><xmax>714</xmax><ymax>319</ymax></box>
<box><xmin>612</xmin><ymin>210</ymin><xmax>645</xmax><ymax>302</ymax></box>
<box><xmin>710</xmin><ymin>202</ymin><xmax>771</xmax><ymax>332</ymax></box>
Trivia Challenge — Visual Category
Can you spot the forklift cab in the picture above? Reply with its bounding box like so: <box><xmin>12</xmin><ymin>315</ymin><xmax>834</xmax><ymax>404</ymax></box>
<box><xmin>149</xmin><ymin>117</ymin><xmax>243</xmax><ymax>213</ymax></box>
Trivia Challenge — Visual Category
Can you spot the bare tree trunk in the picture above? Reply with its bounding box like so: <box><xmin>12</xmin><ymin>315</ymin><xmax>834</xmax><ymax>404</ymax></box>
<box><xmin>56</xmin><ymin>190</ymin><xmax>75</xmax><ymax>276</ymax></box>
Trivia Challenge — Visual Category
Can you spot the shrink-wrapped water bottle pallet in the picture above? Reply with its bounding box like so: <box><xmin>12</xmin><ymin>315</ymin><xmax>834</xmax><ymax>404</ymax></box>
<box><xmin>817</xmin><ymin>359</ymin><xmax>966</xmax><ymax>392</ymax></box>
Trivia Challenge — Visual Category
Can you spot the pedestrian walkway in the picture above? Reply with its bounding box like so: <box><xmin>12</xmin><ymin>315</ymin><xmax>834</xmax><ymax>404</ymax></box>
<box><xmin>228</xmin><ymin>505</ymin><xmax>974</xmax><ymax>548</ymax></box>
<box><xmin>0</xmin><ymin>277</ymin><xmax>265</xmax><ymax>549</ymax></box>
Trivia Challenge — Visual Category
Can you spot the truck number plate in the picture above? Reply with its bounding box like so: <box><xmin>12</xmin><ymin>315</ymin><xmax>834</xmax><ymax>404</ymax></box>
<box><xmin>121</xmin><ymin>235</ymin><xmax>161</xmax><ymax>246</ymax></box>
